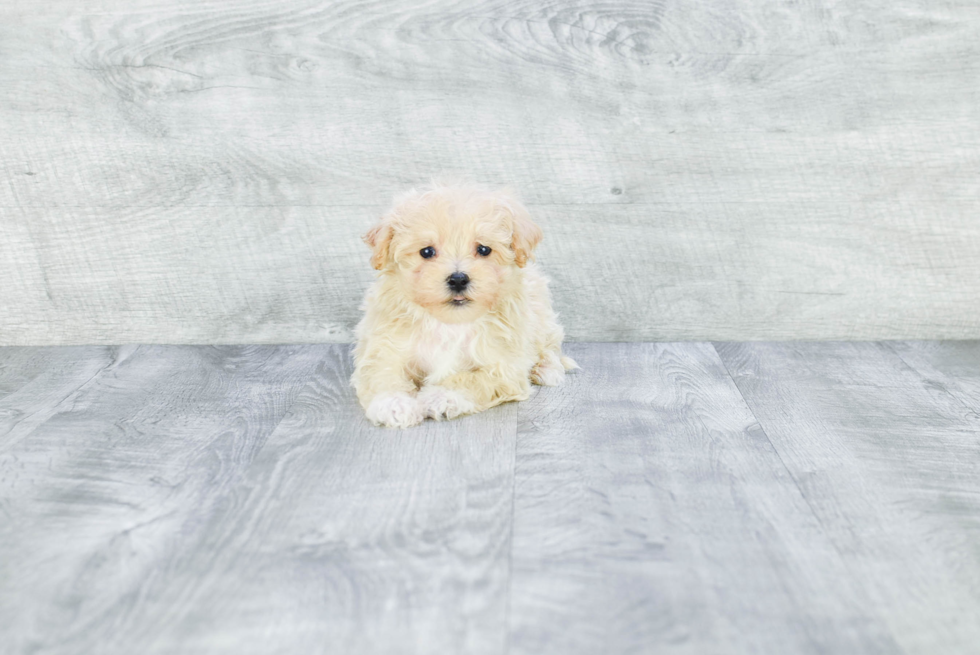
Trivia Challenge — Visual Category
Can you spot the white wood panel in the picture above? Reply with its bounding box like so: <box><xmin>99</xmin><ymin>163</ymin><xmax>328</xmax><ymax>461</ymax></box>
<box><xmin>2</xmin><ymin>0</ymin><xmax>978</xmax><ymax>343</ymax></box>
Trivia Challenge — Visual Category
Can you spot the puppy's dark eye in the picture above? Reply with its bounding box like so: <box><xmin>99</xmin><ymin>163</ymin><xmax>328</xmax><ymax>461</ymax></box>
<box><xmin>420</xmin><ymin>247</ymin><xmax>436</xmax><ymax>259</ymax></box>
<box><xmin>476</xmin><ymin>244</ymin><xmax>492</xmax><ymax>257</ymax></box>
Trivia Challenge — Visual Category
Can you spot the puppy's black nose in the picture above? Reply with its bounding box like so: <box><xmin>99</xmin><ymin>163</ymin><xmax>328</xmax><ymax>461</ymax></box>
<box><xmin>447</xmin><ymin>271</ymin><xmax>470</xmax><ymax>292</ymax></box>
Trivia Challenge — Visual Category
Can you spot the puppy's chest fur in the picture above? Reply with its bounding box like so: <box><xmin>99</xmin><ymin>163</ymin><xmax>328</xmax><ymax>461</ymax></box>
<box><xmin>412</xmin><ymin>318</ymin><xmax>477</xmax><ymax>383</ymax></box>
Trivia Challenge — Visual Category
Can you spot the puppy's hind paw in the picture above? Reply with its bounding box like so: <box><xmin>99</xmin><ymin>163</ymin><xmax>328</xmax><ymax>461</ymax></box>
<box><xmin>417</xmin><ymin>386</ymin><xmax>476</xmax><ymax>421</ymax></box>
<box><xmin>365</xmin><ymin>391</ymin><xmax>425</xmax><ymax>428</ymax></box>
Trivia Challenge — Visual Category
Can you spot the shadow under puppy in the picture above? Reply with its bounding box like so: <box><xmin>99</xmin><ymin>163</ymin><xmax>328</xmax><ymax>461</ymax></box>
<box><xmin>352</xmin><ymin>183</ymin><xmax>577</xmax><ymax>428</ymax></box>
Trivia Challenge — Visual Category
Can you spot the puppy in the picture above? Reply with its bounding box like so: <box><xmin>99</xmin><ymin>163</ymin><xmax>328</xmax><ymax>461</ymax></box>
<box><xmin>352</xmin><ymin>183</ymin><xmax>577</xmax><ymax>428</ymax></box>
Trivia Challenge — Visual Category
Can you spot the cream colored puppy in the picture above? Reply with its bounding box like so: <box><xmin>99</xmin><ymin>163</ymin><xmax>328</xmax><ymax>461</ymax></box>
<box><xmin>352</xmin><ymin>183</ymin><xmax>577</xmax><ymax>428</ymax></box>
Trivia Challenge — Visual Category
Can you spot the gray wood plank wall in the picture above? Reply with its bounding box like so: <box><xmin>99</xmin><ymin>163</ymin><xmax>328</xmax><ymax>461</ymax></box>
<box><xmin>2</xmin><ymin>0</ymin><xmax>979</xmax><ymax>344</ymax></box>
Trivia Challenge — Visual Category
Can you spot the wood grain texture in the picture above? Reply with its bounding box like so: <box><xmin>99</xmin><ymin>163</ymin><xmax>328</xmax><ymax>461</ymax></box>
<box><xmin>0</xmin><ymin>344</ymin><xmax>325</xmax><ymax>654</ymax></box>
<box><xmin>127</xmin><ymin>347</ymin><xmax>519</xmax><ymax>655</ymax></box>
<box><xmin>715</xmin><ymin>341</ymin><xmax>980</xmax><ymax>655</ymax></box>
<box><xmin>0</xmin><ymin>346</ymin><xmax>112</xmax><ymax>400</ymax></box>
<box><xmin>0</xmin><ymin>346</ymin><xmax>117</xmax><ymax>453</ymax></box>
<box><xmin>4</xmin><ymin>342</ymin><xmax>980</xmax><ymax>652</ymax></box>
<box><xmin>0</xmin><ymin>344</ymin><xmax>518</xmax><ymax>655</ymax></box>
<box><xmin>509</xmin><ymin>342</ymin><xmax>897</xmax><ymax>655</ymax></box>
<box><xmin>2</xmin><ymin>0</ymin><xmax>980</xmax><ymax>343</ymax></box>
<box><xmin>886</xmin><ymin>341</ymin><xmax>980</xmax><ymax>415</ymax></box>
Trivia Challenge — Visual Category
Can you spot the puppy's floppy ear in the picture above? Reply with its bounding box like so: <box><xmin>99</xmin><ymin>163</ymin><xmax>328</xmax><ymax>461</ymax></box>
<box><xmin>363</xmin><ymin>220</ymin><xmax>393</xmax><ymax>270</ymax></box>
<box><xmin>504</xmin><ymin>196</ymin><xmax>542</xmax><ymax>268</ymax></box>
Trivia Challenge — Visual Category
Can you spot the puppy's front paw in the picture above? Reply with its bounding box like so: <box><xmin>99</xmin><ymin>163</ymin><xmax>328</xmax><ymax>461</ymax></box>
<box><xmin>365</xmin><ymin>392</ymin><xmax>424</xmax><ymax>428</ymax></box>
<box><xmin>531</xmin><ymin>360</ymin><xmax>566</xmax><ymax>386</ymax></box>
<box><xmin>417</xmin><ymin>386</ymin><xmax>476</xmax><ymax>421</ymax></box>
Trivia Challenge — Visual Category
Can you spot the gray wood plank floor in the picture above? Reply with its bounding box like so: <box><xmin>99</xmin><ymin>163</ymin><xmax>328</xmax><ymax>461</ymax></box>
<box><xmin>2</xmin><ymin>342</ymin><xmax>979</xmax><ymax>654</ymax></box>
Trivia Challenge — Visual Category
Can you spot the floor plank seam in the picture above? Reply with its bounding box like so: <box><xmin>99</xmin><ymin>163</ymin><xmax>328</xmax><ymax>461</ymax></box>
<box><xmin>881</xmin><ymin>341</ymin><xmax>980</xmax><ymax>418</ymax></box>
<box><xmin>0</xmin><ymin>346</ymin><xmax>125</xmax><ymax>453</ymax></box>
<box><xmin>709</xmin><ymin>342</ymin><xmax>869</xmax><ymax>592</ymax></box>
<box><xmin>502</xmin><ymin>404</ymin><xmax>519</xmax><ymax>655</ymax></box>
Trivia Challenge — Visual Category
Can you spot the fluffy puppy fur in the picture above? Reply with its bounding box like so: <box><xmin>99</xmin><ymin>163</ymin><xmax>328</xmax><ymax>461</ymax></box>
<box><xmin>352</xmin><ymin>182</ymin><xmax>577</xmax><ymax>428</ymax></box>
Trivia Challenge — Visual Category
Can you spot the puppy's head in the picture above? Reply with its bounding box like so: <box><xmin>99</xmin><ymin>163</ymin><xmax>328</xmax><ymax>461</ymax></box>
<box><xmin>365</xmin><ymin>184</ymin><xmax>542</xmax><ymax>324</ymax></box>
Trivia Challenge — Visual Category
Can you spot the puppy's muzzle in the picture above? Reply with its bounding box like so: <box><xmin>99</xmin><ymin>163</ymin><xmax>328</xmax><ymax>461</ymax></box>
<box><xmin>446</xmin><ymin>271</ymin><xmax>470</xmax><ymax>293</ymax></box>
